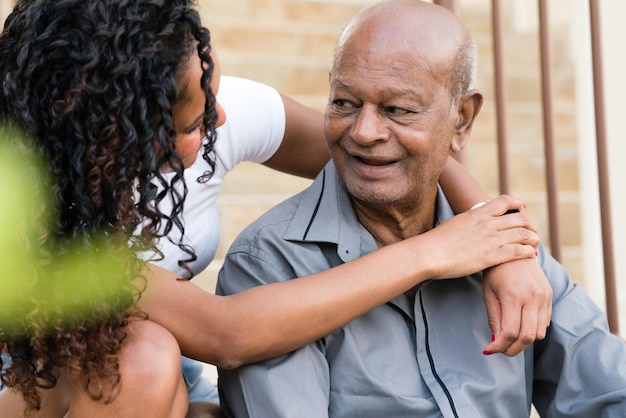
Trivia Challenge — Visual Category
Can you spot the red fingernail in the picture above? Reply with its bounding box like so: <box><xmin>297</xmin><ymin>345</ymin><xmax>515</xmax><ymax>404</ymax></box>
<box><xmin>535</xmin><ymin>250</ymin><xmax>538</xmax><ymax>257</ymax></box>
<box><xmin>484</xmin><ymin>333</ymin><xmax>496</xmax><ymax>354</ymax></box>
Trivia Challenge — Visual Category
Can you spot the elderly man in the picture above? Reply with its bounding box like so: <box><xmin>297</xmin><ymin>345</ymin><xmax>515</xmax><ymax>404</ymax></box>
<box><xmin>216</xmin><ymin>0</ymin><xmax>626</xmax><ymax>416</ymax></box>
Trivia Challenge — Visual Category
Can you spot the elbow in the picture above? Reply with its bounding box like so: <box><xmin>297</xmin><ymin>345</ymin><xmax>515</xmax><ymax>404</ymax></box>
<box><xmin>203</xmin><ymin>296</ymin><xmax>275</xmax><ymax>370</ymax></box>
<box><xmin>213</xmin><ymin>357</ymin><xmax>243</xmax><ymax>371</ymax></box>
<box><xmin>208</xmin><ymin>334</ymin><xmax>254</xmax><ymax>370</ymax></box>
<box><xmin>211</xmin><ymin>349</ymin><xmax>244</xmax><ymax>370</ymax></box>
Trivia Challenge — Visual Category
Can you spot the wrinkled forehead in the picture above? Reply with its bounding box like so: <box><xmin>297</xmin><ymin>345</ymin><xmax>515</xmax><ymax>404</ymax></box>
<box><xmin>331</xmin><ymin>31</ymin><xmax>448</xmax><ymax>91</ymax></box>
<box><xmin>334</xmin><ymin>1</ymin><xmax>465</xmax><ymax>73</ymax></box>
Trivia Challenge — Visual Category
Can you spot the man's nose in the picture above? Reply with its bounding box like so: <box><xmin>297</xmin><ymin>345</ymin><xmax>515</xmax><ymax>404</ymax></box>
<box><xmin>350</xmin><ymin>105</ymin><xmax>390</xmax><ymax>145</ymax></box>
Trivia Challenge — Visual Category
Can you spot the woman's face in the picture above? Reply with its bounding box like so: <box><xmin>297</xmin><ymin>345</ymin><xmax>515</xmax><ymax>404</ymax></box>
<box><xmin>170</xmin><ymin>49</ymin><xmax>226</xmax><ymax>169</ymax></box>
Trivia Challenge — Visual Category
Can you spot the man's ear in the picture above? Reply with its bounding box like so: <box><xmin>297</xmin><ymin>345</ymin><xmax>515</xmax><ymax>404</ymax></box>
<box><xmin>450</xmin><ymin>89</ymin><xmax>483</xmax><ymax>153</ymax></box>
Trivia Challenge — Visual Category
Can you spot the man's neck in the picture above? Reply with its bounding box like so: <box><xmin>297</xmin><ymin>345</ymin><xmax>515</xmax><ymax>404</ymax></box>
<box><xmin>352</xmin><ymin>196</ymin><xmax>438</xmax><ymax>247</ymax></box>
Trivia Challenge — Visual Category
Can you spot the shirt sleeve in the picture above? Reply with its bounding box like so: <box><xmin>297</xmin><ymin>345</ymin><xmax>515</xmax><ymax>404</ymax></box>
<box><xmin>532</xmin><ymin>245</ymin><xmax>626</xmax><ymax>416</ymax></box>
<box><xmin>219</xmin><ymin>342</ymin><xmax>331</xmax><ymax>417</ymax></box>
<box><xmin>214</xmin><ymin>76</ymin><xmax>286</xmax><ymax>172</ymax></box>
<box><xmin>216</xmin><ymin>250</ymin><xmax>331</xmax><ymax>418</ymax></box>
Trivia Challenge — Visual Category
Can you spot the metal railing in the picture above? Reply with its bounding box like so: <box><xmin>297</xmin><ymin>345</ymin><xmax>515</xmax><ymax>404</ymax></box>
<box><xmin>435</xmin><ymin>0</ymin><xmax>618</xmax><ymax>334</ymax></box>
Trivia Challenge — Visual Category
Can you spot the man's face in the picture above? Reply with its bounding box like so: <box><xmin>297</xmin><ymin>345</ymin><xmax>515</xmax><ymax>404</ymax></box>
<box><xmin>324</xmin><ymin>41</ymin><xmax>457</xmax><ymax>210</ymax></box>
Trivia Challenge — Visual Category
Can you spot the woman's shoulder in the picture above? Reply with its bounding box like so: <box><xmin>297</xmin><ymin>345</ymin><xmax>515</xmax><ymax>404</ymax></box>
<box><xmin>214</xmin><ymin>76</ymin><xmax>286</xmax><ymax>167</ymax></box>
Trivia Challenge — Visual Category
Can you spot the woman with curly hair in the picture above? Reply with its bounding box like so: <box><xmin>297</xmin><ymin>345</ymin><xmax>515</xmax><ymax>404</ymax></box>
<box><xmin>0</xmin><ymin>0</ymin><xmax>549</xmax><ymax>416</ymax></box>
<box><xmin>0</xmin><ymin>0</ymin><xmax>217</xmax><ymax>415</ymax></box>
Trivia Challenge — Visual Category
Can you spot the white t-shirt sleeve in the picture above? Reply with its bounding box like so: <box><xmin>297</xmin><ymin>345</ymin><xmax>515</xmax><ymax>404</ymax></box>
<box><xmin>214</xmin><ymin>75</ymin><xmax>286</xmax><ymax>171</ymax></box>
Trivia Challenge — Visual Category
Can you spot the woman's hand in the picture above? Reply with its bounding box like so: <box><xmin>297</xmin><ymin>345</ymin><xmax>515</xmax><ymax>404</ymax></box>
<box><xmin>424</xmin><ymin>194</ymin><xmax>551</xmax><ymax>356</ymax></box>
<box><xmin>481</xmin><ymin>259</ymin><xmax>552</xmax><ymax>356</ymax></box>
<box><xmin>425</xmin><ymin>195</ymin><xmax>539</xmax><ymax>280</ymax></box>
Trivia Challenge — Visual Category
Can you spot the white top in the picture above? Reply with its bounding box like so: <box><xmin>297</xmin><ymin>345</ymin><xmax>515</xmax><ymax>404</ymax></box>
<box><xmin>145</xmin><ymin>75</ymin><xmax>286</xmax><ymax>276</ymax></box>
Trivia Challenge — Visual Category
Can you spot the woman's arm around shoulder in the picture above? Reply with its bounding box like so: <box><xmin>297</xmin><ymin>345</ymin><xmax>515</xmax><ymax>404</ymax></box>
<box><xmin>139</xmin><ymin>197</ymin><xmax>538</xmax><ymax>369</ymax></box>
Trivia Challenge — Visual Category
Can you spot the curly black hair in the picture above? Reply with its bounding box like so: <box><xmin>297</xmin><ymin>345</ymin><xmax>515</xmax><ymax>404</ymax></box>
<box><xmin>0</xmin><ymin>0</ymin><xmax>218</xmax><ymax>411</ymax></box>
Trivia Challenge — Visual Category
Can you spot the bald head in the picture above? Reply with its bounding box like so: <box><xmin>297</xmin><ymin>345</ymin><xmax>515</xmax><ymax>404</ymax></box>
<box><xmin>334</xmin><ymin>0</ymin><xmax>476</xmax><ymax>99</ymax></box>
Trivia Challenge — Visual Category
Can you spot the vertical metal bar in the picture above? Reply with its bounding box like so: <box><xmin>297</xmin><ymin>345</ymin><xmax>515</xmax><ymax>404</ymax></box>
<box><xmin>589</xmin><ymin>0</ymin><xmax>619</xmax><ymax>335</ymax></box>
<box><xmin>537</xmin><ymin>0</ymin><xmax>561</xmax><ymax>261</ymax></box>
<box><xmin>491</xmin><ymin>0</ymin><xmax>510</xmax><ymax>194</ymax></box>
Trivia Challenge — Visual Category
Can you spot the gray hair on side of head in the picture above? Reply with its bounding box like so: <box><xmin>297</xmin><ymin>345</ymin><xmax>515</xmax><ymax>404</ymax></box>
<box><xmin>450</xmin><ymin>34</ymin><xmax>478</xmax><ymax>108</ymax></box>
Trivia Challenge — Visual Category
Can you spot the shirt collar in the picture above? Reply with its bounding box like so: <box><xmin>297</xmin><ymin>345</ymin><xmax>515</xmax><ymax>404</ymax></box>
<box><xmin>284</xmin><ymin>160</ymin><xmax>456</xmax><ymax>263</ymax></box>
<box><xmin>283</xmin><ymin>161</ymin><xmax>371</xmax><ymax>263</ymax></box>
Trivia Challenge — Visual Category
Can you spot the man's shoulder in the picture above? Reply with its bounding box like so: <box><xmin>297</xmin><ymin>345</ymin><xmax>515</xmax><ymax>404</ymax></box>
<box><xmin>217</xmin><ymin>191</ymin><xmax>312</xmax><ymax>293</ymax></box>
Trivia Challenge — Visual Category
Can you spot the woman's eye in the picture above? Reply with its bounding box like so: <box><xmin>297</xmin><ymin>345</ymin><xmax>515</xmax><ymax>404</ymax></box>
<box><xmin>188</xmin><ymin>123</ymin><xmax>205</xmax><ymax>135</ymax></box>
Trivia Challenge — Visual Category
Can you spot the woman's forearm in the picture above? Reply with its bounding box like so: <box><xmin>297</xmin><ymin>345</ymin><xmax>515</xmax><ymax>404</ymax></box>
<box><xmin>439</xmin><ymin>156</ymin><xmax>490</xmax><ymax>213</ymax></box>
<box><xmin>140</xmin><ymin>241</ymin><xmax>433</xmax><ymax>369</ymax></box>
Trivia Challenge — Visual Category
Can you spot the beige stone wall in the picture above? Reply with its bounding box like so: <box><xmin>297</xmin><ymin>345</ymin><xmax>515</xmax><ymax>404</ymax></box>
<box><xmin>0</xmin><ymin>0</ymin><xmax>13</xmax><ymax>23</ymax></box>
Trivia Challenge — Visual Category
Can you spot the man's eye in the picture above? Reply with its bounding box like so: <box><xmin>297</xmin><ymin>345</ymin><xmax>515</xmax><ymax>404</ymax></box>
<box><xmin>332</xmin><ymin>99</ymin><xmax>354</xmax><ymax>108</ymax></box>
<box><xmin>385</xmin><ymin>106</ymin><xmax>410</xmax><ymax>115</ymax></box>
